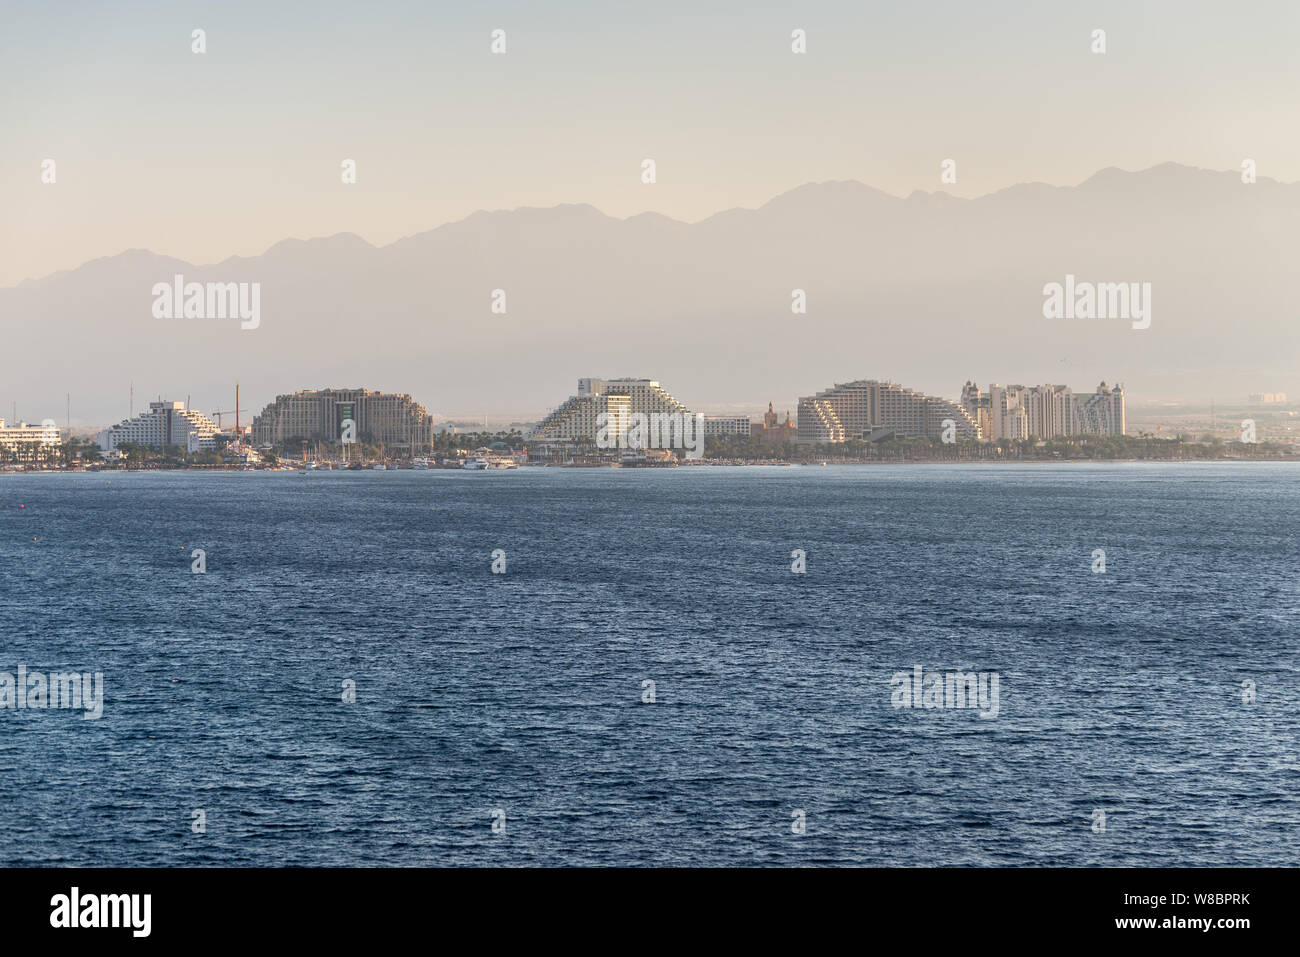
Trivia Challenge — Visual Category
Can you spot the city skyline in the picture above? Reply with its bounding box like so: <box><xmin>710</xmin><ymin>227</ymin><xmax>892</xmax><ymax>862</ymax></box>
<box><xmin>9</xmin><ymin>371</ymin><xmax>1136</xmax><ymax>437</ymax></box>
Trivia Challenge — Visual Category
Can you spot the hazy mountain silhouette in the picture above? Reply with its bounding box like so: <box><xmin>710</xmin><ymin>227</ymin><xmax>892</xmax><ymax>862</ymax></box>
<box><xmin>2</xmin><ymin>163</ymin><xmax>1294</xmax><ymax>426</ymax></box>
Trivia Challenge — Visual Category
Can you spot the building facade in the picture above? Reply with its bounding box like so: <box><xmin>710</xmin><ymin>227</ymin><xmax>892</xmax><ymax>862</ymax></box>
<box><xmin>959</xmin><ymin>382</ymin><xmax>992</xmax><ymax>438</ymax></box>
<box><xmin>961</xmin><ymin>381</ymin><xmax>1125</xmax><ymax>439</ymax></box>
<box><xmin>533</xmin><ymin>378</ymin><xmax>696</xmax><ymax>443</ymax></box>
<box><xmin>97</xmin><ymin>402</ymin><xmax>219</xmax><ymax>451</ymax></box>
<box><xmin>251</xmin><ymin>388</ymin><xmax>434</xmax><ymax>452</ymax></box>
<box><xmin>752</xmin><ymin>403</ymin><xmax>797</xmax><ymax>444</ymax></box>
<box><xmin>1073</xmin><ymin>382</ymin><xmax>1126</xmax><ymax>436</ymax></box>
<box><xmin>703</xmin><ymin>416</ymin><xmax>751</xmax><ymax>438</ymax></box>
<box><xmin>797</xmin><ymin>380</ymin><xmax>981</xmax><ymax>444</ymax></box>
<box><xmin>0</xmin><ymin>419</ymin><xmax>62</xmax><ymax>459</ymax></box>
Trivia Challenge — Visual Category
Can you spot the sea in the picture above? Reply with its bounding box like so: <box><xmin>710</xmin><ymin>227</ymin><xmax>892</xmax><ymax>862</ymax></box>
<box><xmin>1</xmin><ymin>463</ymin><xmax>1297</xmax><ymax>866</ymax></box>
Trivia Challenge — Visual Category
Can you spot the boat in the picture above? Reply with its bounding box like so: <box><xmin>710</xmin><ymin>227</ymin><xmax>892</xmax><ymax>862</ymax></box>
<box><xmin>372</xmin><ymin>464</ymin><xmax>387</xmax><ymax>471</ymax></box>
<box><xmin>411</xmin><ymin>458</ymin><xmax>429</xmax><ymax>470</ymax></box>
<box><xmin>462</xmin><ymin>447</ymin><xmax>518</xmax><ymax>469</ymax></box>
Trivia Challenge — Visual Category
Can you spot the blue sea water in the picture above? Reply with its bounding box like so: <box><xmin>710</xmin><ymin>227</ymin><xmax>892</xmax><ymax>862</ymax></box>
<box><xmin>0</xmin><ymin>463</ymin><xmax>1297</xmax><ymax>867</ymax></box>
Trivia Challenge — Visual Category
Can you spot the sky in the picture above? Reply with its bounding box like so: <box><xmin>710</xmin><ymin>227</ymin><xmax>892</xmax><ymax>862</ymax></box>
<box><xmin>2</xmin><ymin>0</ymin><xmax>1298</xmax><ymax>287</ymax></box>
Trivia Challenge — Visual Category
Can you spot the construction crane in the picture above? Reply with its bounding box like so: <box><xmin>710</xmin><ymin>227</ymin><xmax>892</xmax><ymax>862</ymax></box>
<box><xmin>211</xmin><ymin>383</ymin><xmax>249</xmax><ymax>432</ymax></box>
<box><xmin>210</xmin><ymin>408</ymin><xmax>248</xmax><ymax>429</ymax></box>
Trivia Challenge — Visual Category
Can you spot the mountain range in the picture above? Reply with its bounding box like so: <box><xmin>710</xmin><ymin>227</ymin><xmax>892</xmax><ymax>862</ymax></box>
<box><xmin>2</xmin><ymin>162</ymin><xmax>1295</xmax><ymax>427</ymax></box>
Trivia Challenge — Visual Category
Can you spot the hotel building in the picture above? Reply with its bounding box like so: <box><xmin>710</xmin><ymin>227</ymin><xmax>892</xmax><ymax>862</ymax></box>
<box><xmin>0</xmin><ymin>419</ymin><xmax>62</xmax><ymax>458</ymax></box>
<box><xmin>251</xmin><ymin>388</ymin><xmax>433</xmax><ymax>451</ymax></box>
<box><xmin>532</xmin><ymin>378</ymin><xmax>696</xmax><ymax>443</ymax></box>
<box><xmin>796</xmin><ymin>380</ymin><xmax>981</xmax><ymax>444</ymax></box>
<box><xmin>97</xmin><ymin>401</ymin><xmax>220</xmax><ymax>452</ymax></box>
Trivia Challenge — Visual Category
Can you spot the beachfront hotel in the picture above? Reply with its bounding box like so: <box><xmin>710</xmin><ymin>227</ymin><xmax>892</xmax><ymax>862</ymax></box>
<box><xmin>0</xmin><ymin>418</ymin><xmax>62</xmax><ymax>458</ymax></box>
<box><xmin>97</xmin><ymin>401</ymin><xmax>220</xmax><ymax>452</ymax></box>
<box><xmin>532</xmin><ymin>378</ymin><xmax>698</xmax><ymax>443</ymax></box>
<box><xmin>250</xmin><ymin>388</ymin><xmax>433</xmax><ymax>452</ymax></box>
<box><xmin>797</xmin><ymin>380</ymin><xmax>982</xmax><ymax>444</ymax></box>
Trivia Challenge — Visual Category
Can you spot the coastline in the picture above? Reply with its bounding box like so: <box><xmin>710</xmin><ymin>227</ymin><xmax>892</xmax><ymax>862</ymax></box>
<box><xmin>5</xmin><ymin>456</ymin><xmax>1298</xmax><ymax>476</ymax></box>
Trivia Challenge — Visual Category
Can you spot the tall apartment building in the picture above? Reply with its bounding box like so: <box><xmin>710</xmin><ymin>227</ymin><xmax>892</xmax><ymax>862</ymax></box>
<box><xmin>533</xmin><ymin>378</ymin><xmax>696</xmax><ymax>443</ymax></box>
<box><xmin>1021</xmin><ymin>384</ymin><xmax>1073</xmax><ymax>440</ymax></box>
<box><xmin>251</xmin><ymin>388</ymin><xmax>434</xmax><ymax>451</ymax></box>
<box><xmin>1005</xmin><ymin>406</ymin><xmax>1030</xmax><ymax>440</ymax></box>
<box><xmin>796</xmin><ymin>380</ymin><xmax>981</xmax><ymax>444</ymax></box>
<box><xmin>961</xmin><ymin>381</ymin><xmax>1125</xmax><ymax>439</ymax></box>
<box><xmin>985</xmin><ymin>384</ymin><xmax>1020</xmax><ymax>441</ymax></box>
<box><xmin>97</xmin><ymin>401</ymin><xmax>220</xmax><ymax>451</ymax></box>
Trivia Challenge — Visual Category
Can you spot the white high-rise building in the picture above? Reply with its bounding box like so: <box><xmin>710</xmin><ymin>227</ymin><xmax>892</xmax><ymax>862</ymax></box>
<box><xmin>97</xmin><ymin>401</ymin><xmax>220</xmax><ymax>452</ymax></box>
<box><xmin>987</xmin><ymin>384</ymin><xmax>1026</xmax><ymax>441</ymax></box>
<box><xmin>1022</xmin><ymin>385</ymin><xmax>1074</xmax><ymax>440</ymax></box>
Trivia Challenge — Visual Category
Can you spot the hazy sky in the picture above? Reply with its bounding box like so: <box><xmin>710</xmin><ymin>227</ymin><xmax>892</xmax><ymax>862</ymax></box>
<box><xmin>3</xmin><ymin>0</ymin><xmax>1297</xmax><ymax>286</ymax></box>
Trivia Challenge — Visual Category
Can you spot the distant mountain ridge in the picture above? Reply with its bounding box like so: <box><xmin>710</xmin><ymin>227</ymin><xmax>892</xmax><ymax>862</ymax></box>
<box><xmin>2</xmin><ymin>163</ymin><xmax>1295</xmax><ymax>425</ymax></box>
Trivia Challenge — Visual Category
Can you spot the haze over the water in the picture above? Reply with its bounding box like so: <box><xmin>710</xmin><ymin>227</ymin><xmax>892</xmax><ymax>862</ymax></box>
<box><xmin>3</xmin><ymin>0</ymin><xmax>1298</xmax><ymax>286</ymax></box>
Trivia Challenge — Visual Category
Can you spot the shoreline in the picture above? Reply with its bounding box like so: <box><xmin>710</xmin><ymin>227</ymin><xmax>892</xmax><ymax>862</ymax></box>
<box><xmin>4</xmin><ymin>456</ymin><xmax>1298</xmax><ymax>476</ymax></box>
